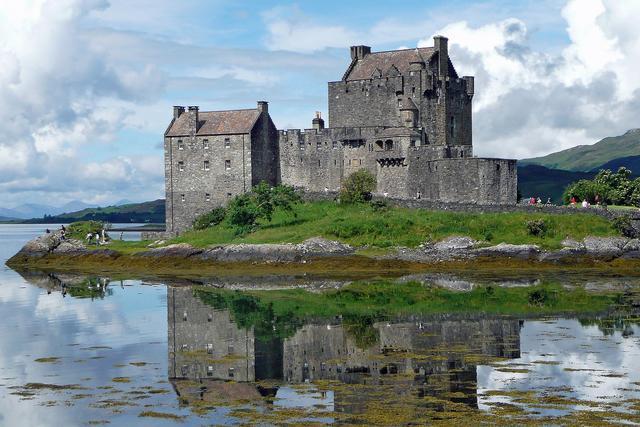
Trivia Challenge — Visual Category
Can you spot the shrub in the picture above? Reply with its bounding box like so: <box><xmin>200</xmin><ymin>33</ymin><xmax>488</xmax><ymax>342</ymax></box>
<box><xmin>371</xmin><ymin>199</ymin><xmax>389</xmax><ymax>211</ymax></box>
<box><xmin>526</xmin><ymin>219</ymin><xmax>547</xmax><ymax>237</ymax></box>
<box><xmin>227</xmin><ymin>182</ymin><xmax>301</xmax><ymax>234</ymax></box>
<box><xmin>340</xmin><ymin>169</ymin><xmax>376</xmax><ymax>203</ymax></box>
<box><xmin>612</xmin><ymin>215</ymin><xmax>638</xmax><ymax>238</ymax></box>
<box><xmin>528</xmin><ymin>287</ymin><xmax>556</xmax><ymax>307</ymax></box>
<box><xmin>67</xmin><ymin>221</ymin><xmax>107</xmax><ymax>240</ymax></box>
<box><xmin>193</xmin><ymin>207</ymin><xmax>226</xmax><ymax>230</ymax></box>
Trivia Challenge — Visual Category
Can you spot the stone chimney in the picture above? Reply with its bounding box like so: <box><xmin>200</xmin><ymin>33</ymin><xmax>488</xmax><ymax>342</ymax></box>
<box><xmin>434</xmin><ymin>35</ymin><xmax>448</xmax><ymax>78</ymax></box>
<box><xmin>187</xmin><ymin>106</ymin><xmax>199</xmax><ymax>134</ymax></box>
<box><xmin>350</xmin><ymin>45</ymin><xmax>371</xmax><ymax>61</ymax></box>
<box><xmin>312</xmin><ymin>111</ymin><xmax>325</xmax><ymax>131</ymax></box>
<box><xmin>257</xmin><ymin>101</ymin><xmax>268</xmax><ymax>114</ymax></box>
<box><xmin>173</xmin><ymin>106</ymin><xmax>185</xmax><ymax>119</ymax></box>
<box><xmin>463</xmin><ymin>76</ymin><xmax>474</xmax><ymax>97</ymax></box>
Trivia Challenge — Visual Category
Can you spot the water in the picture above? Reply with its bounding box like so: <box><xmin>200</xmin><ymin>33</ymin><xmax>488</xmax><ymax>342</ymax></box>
<box><xmin>1</xmin><ymin>225</ymin><xmax>639</xmax><ymax>425</ymax></box>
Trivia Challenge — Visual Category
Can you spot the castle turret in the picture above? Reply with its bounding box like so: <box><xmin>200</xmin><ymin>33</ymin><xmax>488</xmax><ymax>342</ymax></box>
<box><xmin>312</xmin><ymin>112</ymin><xmax>325</xmax><ymax>131</ymax></box>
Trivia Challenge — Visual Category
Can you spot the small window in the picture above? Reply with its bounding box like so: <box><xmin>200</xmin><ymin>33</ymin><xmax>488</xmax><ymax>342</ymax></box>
<box><xmin>332</xmin><ymin>141</ymin><xmax>337</xmax><ymax>149</ymax></box>
<box><xmin>317</xmin><ymin>141</ymin><xmax>321</xmax><ymax>149</ymax></box>
<box><xmin>180</xmin><ymin>194</ymin><xmax>185</xmax><ymax>202</ymax></box>
<box><xmin>206</xmin><ymin>343</ymin><xmax>213</xmax><ymax>354</ymax></box>
<box><xmin>318</xmin><ymin>159</ymin><xmax>320</xmax><ymax>166</ymax></box>
<box><xmin>359</xmin><ymin>159</ymin><xmax>362</xmax><ymax>165</ymax></box>
<box><xmin>178</xmin><ymin>140</ymin><xmax>184</xmax><ymax>150</ymax></box>
<box><xmin>207</xmin><ymin>366</ymin><xmax>213</xmax><ymax>376</ymax></box>
<box><xmin>228</xmin><ymin>344</ymin><xmax>234</xmax><ymax>354</ymax></box>
<box><xmin>410</xmin><ymin>140</ymin><xmax>416</xmax><ymax>148</ymax></box>
<box><xmin>226</xmin><ymin>192</ymin><xmax>232</xmax><ymax>197</ymax></box>
<box><xmin>178</xmin><ymin>161</ymin><xmax>184</xmax><ymax>171</ymax></box>
<box><xmin>225</xmin><ymin>160</ymin><xmax>231</xmax><ymax>170</ymax></box>
<box><xmin>205</xmin><ymin>193</ymin><xmax>210</xmax><ymax>202</ymax></box>
<box><xmin>224</xmin><ymin>138</ymin><xmax>230</xmax><ymax>148</ymax></box>
<box><xmin>228</xmin><ymin>367</ymin><xmax>235</xmax><ymax>378</ymax></box>
<box><xmin>375</xmin><ymin>140</ymin><xmax>383</xmax><ymax>150</ymax></box>
<box><xmin>203</xmin><ymin>139</ymin><xmax>209</xmax><ymax>149</ymax></box>
<box><xmin>204</xmin><ymin>160</ymin><xmax>210</xmax><ymax>171</ymax></box>
<box><xmin>385</xmin><ymin>140</ymin><xmax>393</xmax><ymax>151</ymax></box>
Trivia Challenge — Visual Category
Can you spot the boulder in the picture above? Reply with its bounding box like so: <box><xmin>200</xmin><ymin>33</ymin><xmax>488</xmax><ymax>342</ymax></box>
<box><xmin>583</xmin><ymin>237</ymin><xmax>628</xmax><ymax>259</ymax></box>
<box><xmin>137</xmin><ymin>243</ymin><xmax>203</xmax><ymax>258</ymax></box>
<box><xmin>474</xmin><ymin>243</ymin><xmax>540</xmax><ymax>259</ymax></box>
<box><xmin>297</xmin><ymin>237</ymin><xmax>353</xmax><ymax>256</ymax></box>
<box><xmin>53</xmin><ymin>239</ymin><xmax>87</xmax><ymax>254</ymax></box>
<box><xmin>433</xmin><ymin>236</ymin><xmax>477</xmax><ymax>251</ymax></box>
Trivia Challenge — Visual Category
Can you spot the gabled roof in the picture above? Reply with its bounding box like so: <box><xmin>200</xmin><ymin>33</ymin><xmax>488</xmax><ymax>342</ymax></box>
<box><xmin>165</xmin><ymin>109</ymin><xmax>261</xmax><ymax>136</ymax></box>
<box><xmin>345</xmin><ymin>47</ymin><xmax>436</xmax><ymax>81</ymax></box>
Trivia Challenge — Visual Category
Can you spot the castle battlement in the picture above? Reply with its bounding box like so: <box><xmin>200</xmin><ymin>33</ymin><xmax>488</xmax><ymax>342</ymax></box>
<box><xmin>162</xmin><ymin>37</ymin><xmax>517</xmax><ymax>233</ymax></box>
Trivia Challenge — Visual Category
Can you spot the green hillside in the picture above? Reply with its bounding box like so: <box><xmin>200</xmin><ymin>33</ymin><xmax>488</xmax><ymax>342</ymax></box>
<box><xmin>517</xmin><ymin>165</ymin><xmax>595</xmax><ymax>204</ymax></box>
<box><xmin>21</xmin><ymin>199</ymin><xmax>165</xmax><ymax>224</ymax></box>
<box><xmin>521</xmin><ymin>129</ymin><xmax>640</xmax><ymax>172</ymax></box>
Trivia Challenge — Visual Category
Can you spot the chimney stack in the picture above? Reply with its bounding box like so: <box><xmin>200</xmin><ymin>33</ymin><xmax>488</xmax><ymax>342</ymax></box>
<box><xmin>173</xmin><ymin>106</ymin><xmax>185</xmax><ymax>119</ymax></box>
<box><xmin>312</xmin><ymin>111</ymin><xmax>325</xmax><ymax>131</ymax></box>
<box><xmin>350</xmin><ymin>45</ymin><xmax>371</xmax><ymax>61</ymax></box>
<box><xmin>433</xmin><ymin>35</ymin><xmax>448</xmax><ymax>78</ymax></box>
<box><xmin>187</xmin><ymin>106</ymin><xmax>199</xmax><ymax>133</ymax></box>
<box><xmin>257</xmin><ymin>101</ymin><xmax>268</xmax><ymax>114</ymax></box>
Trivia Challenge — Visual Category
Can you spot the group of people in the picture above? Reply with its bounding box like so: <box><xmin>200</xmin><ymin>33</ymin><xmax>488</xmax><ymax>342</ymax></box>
<box><xmin>569</xmin><ymin>195</ymin><xmax>599</xmax><ymax>208</ymax></box>
<box><xmin>528</xmin><ymin>197</ymin><xmax>552</xmax><ymax>205</ymax></box>
<box><xmin>44</xmin><ymin>225</ymin><xmax>67</xmax><ymax>239</ymax></box>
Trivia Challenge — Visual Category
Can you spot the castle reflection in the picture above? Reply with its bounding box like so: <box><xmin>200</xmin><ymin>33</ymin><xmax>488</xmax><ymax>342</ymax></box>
<box><xmin>167</xmin><ymin>286</ymin><xmax>522</xmax><ymax>414</ymax></box>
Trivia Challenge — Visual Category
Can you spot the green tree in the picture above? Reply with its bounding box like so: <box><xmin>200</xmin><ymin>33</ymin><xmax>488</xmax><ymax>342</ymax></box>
<box><xmin>227</xmin><ymin>182</ymin><xmax>301</xmax><ymax>233</ymax></box>
<box><xmin>340</xmin><ymin>169</ymin><xmax>377</xmax><ymax>203</ymax></box>
<box><xmin>563</xmin><ymin>167</ymin><xmax>637</xmax><ymax>206</ymax></box>
<box><xmin>192</xmin><ymin>207</ymin><xmax>226</xmax><ymax>230</ymax></box>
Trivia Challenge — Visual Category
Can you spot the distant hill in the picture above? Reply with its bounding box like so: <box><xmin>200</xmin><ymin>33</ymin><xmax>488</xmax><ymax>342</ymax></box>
<box><xmin>0</xmin><ymin>200</ymin><xmax>100</xmax><ymax>219</ymax></box>
<box><xmin>517</xmin><ymin>165</ymin><xmax>596</xmax><ymax>204</ymax></box>
<box><xmin>589</xmin><ymin>155</ymin><xmax>640</xmax><ymax>173</ymax></box>
<box><xmin>20</xmin><ymin>200</ymin><xmax>165</xmax><ymax>224</ymax></box>
<box><xmin>521</xmin><ymin>129</ymin><xmax>640</xmax><ymax>172</ymax></box>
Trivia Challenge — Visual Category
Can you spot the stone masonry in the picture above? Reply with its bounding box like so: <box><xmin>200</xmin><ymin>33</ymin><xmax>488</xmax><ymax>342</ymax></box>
<box><xmin>164</xmin><ymin>36</ymin><xmax>518</xmax><ymax>233</ymax></box>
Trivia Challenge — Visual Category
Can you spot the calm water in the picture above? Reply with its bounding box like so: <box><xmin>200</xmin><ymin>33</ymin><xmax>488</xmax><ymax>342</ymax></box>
<box><xmin>1</xmin><ymin>224</ymin><xmax>640</xmax><ymax>426</ymax></box>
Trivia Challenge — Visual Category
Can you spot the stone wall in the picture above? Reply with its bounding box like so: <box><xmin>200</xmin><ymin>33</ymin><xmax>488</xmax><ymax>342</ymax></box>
<box><xmin>165</xmin><ymin>133</ymin><xmax>253</xmax><ymax>233</ymax></box>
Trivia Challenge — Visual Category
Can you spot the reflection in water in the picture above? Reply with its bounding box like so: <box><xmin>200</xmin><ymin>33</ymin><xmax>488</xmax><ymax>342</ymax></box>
<box><xmin>167</xmin><ymin>286</ymin><xmax>523</xmax><ymax>421</ymax></box>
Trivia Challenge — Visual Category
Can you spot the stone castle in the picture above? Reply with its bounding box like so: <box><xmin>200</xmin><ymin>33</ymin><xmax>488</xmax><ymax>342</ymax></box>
<box><xmin>164</xmin><ymin>36</ymin><xmax>518</xmax><ymax>233</ymax></box>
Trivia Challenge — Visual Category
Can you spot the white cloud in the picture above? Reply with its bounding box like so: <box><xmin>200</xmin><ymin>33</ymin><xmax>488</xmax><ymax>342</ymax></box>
<box><xmin>417</xmin><ymin>0</ymin><xmax>640</xmax><ymax>159</ymax></box>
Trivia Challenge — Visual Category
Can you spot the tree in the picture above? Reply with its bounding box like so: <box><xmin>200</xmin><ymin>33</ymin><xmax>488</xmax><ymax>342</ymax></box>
<box><xmin>340</xmin><ymin>169</ymin><xmax>377</xmax><ymax>203</ymax></box>
<box><xmin>563</xmin><ymin>167</ymin><xmax>638</xmax><ymax>206</ymax></box>
<box><xmin>193</xmin><ymin>207</ymin><xmax>226</xmax><ymax>230</ymax></box>
<box><xmin>227</xmin><ymin>182</ymin><xmax>301</xmax><ymax>233</ymax></box>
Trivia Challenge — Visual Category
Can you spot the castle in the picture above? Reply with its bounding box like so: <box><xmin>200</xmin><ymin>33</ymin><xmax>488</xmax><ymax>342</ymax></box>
<box><xmin>164</xmin><ymin>36</ymin><xmax>517</xmax><ymax>233</ymax></box>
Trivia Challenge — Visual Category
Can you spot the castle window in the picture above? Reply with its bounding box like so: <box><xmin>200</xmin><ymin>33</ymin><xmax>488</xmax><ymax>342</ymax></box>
<box><xmin>375</xmin><ymin>140</ymin><xmax>383</xmax><ymax>150</ymax></box>
<box><xmin>385</xmin><ymin>140</ymin><xmax>393</xmax><ymax>151</ymax></box>
<box><xmin>204</xmin><ymin>160</ymin><xmax>210</xmax><ymax>171</ymax></box>
<box><xmin>180</xmin><ymin>194</ymin><xmax>185</xmax><ymax>202</ymax></box>
<box><xmin>410</xmin><ymin>140</ymin><xmax>416</xmax><ymax>148</ymax></box>
<box><xmin>332</xmin><ymin>141</ymin><xmax>337</xmax><ymax>149</ymax></box>
<box><xmin>206</xmin><ymin>343</ymin><xmax>213</xmax><ymax>354</ymax></box>
<box><xmin>299</xmin><ymin>141</ymin><xmax>305</xmax><ymax>150</ymax></box>
<box><xmin>178</xmin><ymin>161</ymin><xmax>184</xmax><ymax>171</ymax></box>
<box><xmin>334</xmin><ymin>159</ymin><xmax>337</xmax><ymax>166</ymax></box>
<box><xmin>318</xmin><ymin>159</ymin><xmax>321</xmax><ymax>166</ymax></box>
<box><xmin>412</xmin><ymin>87</ymin><xmax>416</xmax><ymax>95</ymax></box>
<box><xmin>228</xmin><ymin>368</ymin><xmax>235</xmax><ymax>378</ymax></box>
<box><xmin>317</xmin><ymin>141</ymin><xmax>321</xmax><ymax>149</ymax></box>
<box><xmin>203</xmin><ymin>139</ymin><xmax>209</xmax><ymax>149</ymax></box>
<box><xmin>225</xmin><ymin>160</ymin><xmax>231</xmax><ymax>170</ymax></box>
<box><xmin>450</xmin><ymin>116</ymin><xmax>456</xmax><ymax>139</ymax></box>
<box><xmin>227</xmin><ymin>193</ymin><xmax>232</xmax><ymax>197</ymax></box>
<box><xmin>178</xmin><ymin>140</ymin><xmax>184</xmax><ymax>150</ymax></box>
<box><xmin>224</xmin><ymin>138</ymin><xmax>231</xmax><ymax>148</ymax></box>
<box><xmin>205</xmin><ymin>193</ymin><xmax>210</xmax><ymax>202</ymax></box>
<box><xmin>207</xmin><ymin>366</ymin><xmax>213</xmax><ymax>376</ymax></box>
<box><xmin>359</xmin><ymin>159</ymin><xmax>362</xmax><ymax>165</ymax></box>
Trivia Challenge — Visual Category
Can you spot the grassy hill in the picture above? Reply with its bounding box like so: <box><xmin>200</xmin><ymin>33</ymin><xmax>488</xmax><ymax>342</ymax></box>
<box><xmin>521</xmin><ymin>129</ymin><xmax>640</xmax><ymax>172</ymax></box>
<box><xmin>20</xmin><ymin>199</ymin><xmax>165</xmax><ymax>224</ymax></box>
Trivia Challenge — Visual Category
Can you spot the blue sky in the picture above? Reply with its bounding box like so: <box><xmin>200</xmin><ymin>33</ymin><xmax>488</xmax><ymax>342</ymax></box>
<box><xmin>0</xmin><ymin>0</ymin><xmax>639</xmax><ymax>208</ymax></box>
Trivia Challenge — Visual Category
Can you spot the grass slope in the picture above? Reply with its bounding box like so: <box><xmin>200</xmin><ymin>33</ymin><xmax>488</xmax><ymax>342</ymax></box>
<box><xmin>162</xmin><ymin>201</ymin><xmax>616</xmax><ymax>250</ymax></box>
<box><xmin>521</xmin><ymin>129</ymin><xmax>640</xmax><ymax>172</ymax></box>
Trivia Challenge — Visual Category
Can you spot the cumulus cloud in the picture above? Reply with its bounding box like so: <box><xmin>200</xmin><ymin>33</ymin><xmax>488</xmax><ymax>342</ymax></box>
<box><xmin>419</xmin><ymin>0</ymin><xmax>640</xmax><ymax>158</ymax></box>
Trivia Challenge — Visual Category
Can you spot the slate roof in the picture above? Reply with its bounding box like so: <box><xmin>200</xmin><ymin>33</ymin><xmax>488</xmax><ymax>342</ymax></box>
<box><xmin>345</xmin><ymin>47</ymin><xmax>436</xmax><ymax>81</ymax></box>
<box><xmin>165</xmin><ymin>109</ymin><xmax>261</xmax><ymax>136</ymax></box>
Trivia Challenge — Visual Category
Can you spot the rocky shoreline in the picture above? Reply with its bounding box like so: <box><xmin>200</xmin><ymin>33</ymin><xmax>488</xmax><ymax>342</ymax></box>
<box><xmin>7</xmin><ymin>232</ymin><xmax>640</xmax><ymax>272</ymax></box>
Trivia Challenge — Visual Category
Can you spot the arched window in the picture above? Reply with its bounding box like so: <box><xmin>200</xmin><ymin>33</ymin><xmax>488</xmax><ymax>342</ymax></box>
<box><xmin>375</xmin><ymin>140</ymin><xmax>383</xmax><ymax>150</ymax></box>
<box><xmin>385</xmin><ymin>140</ymin><xmax>393</xmax><ymax>151</ymax></box>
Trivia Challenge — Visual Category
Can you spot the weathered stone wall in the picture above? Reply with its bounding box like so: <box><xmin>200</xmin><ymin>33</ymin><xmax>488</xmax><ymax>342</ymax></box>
<box><xmin>167</xmin><ymin>287</ymin><xmax>255</xmax><ymax>381</ymax></box>
<box><xmin>250</xmin><ymin>111</ymin><xmax>280</xmax><ymax>186</ymax></box>
<box><xmin>165</xmin><ymin>133</ymin><xmax>252</xmax><ymax>233</ymax></box>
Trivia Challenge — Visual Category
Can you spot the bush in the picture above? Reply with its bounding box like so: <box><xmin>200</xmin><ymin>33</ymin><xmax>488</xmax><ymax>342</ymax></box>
<box><xmin>340</xmin><ymin>170</ymin><xmax>376</xmax><ymax>203</ymax></box>
<box><xmin>193</xmin><ymin>207</ymin><xmax>226</xmax><ymax>230</ymax></box>
<box><xmin>528</xmin><ymin>286</ymin><xmax>556</xmax><ymax>307</ymax></box>
<box><xmin>67</xmin><ymin>221</ymin><xmax>107</xmax><ymax>239</ymax></box>
<box><xmin>526</xmin><ymin>219</ymin><xmax>547</xmax><ymax>237</ymax></box>
<box><xmin>227</xmin><ymin>182</ymin><xmax>301</xmax><ymax>234</ymax></box>
<box><xmin>371</xmin><ymin>199</ymin><xmax>389</xmax><ymax>211</ymax></box>
<box><xmin>612</xmin><ymin>215</ymin><xmax>638</xmax><ymax>238</ymax></box>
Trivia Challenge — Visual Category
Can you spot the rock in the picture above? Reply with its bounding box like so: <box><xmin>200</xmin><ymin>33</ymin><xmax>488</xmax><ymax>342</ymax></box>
<box><xmin>538</xmin><ymin>248</ymin><xmax>586</xmax><ymax>263</ymax></box>
<box><xmin>474</xmin><ymin>243</ymin><xmax>540</xmax><ymax>259</ymax></box>
<box><xmin>297</xmin><ymin>237</ymin><xmax>353</xmax><ymax>256</ymax></box>
<box><xmin>433</xmin><ymin>236</ymin><xmax>477</xmax><ymax>251</ymax></box>
<box><xmin>137</xmin><ymin>243</ymin><xmax>203</xmax><ymax>258</ymax></box>
<box><xmin>20</xmin><ymin>232</ymin><xmax>63</xmax><ymax>255</ymax></box>
<box><xmin>561</xmin><ymin>238</ymin><xmax>584</xmax><ymax>249</ymax></box>
<box><xmin>53</xmin><ymin>239</ymin><xmax>87</xmax><ymax>254</ymax></box>
<box><xmin>623</xmin><ymin>239</ymin><xmax>640</xmax><ymax>252</ymax></box>
<box><xmin>583</xmin><ymin>236</ymin><xmax>628</xmax><ymax>259</ymax></box>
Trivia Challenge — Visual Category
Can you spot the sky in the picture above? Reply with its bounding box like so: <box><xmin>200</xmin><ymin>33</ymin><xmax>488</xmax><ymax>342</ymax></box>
<box><xmin>0</xmin><ymin>0</ymin><xmax>639</xmax><ymax>207</ymax></box>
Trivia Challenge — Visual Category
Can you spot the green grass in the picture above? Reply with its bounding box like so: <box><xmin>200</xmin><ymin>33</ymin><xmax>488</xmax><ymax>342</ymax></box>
<box><xmin>167</xmin><ymin>201</ymin><xmax>616</xmax><ymax>250</ymax></box>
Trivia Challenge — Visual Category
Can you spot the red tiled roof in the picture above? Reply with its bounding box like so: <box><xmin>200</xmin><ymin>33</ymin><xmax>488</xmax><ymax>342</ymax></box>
<box><xmin>166</xmin><ymin>109</ymin><xmax>261</xmax><ymax>136</ymax></box>
<box><xmin>345</xmin><ymin>48</ymin><xmax>436</xmax><ymax>81</ymax></box>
